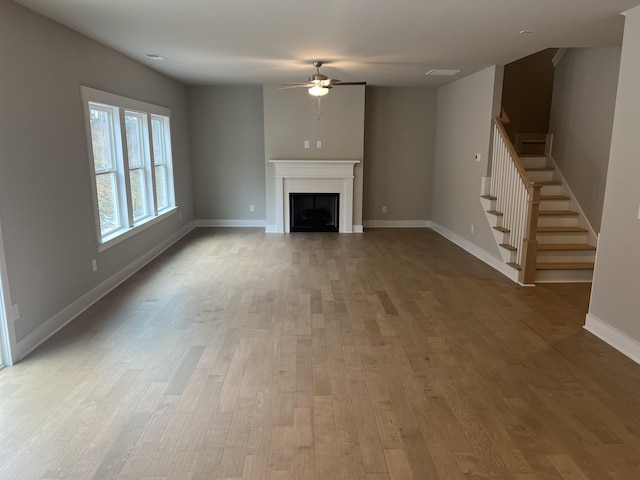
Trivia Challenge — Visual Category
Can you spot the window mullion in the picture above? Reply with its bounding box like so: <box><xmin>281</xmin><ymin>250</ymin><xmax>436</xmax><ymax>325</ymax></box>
<box><xmin>117</xmin><ymin>108</ymin><xmax>134</xmax><ymax>227</ymax></box>
<box><xmin>145</xmin><ymin>114</ymin><xmax>158</xmax><ymax>216</ymax></box>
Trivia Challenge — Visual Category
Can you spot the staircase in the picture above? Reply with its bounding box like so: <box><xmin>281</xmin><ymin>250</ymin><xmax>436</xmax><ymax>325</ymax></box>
<box><xmin>481</xmin><ymin>120</ymin><xmax>597</xmax><ymax>284</ymax></box>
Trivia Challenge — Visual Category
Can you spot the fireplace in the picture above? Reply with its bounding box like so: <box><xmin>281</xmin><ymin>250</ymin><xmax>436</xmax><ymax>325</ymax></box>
<box><xmin>290</xmin><ymin>193</ymin><xmax>339</xmax><ymax>232</ymax></box>
<box><xmin>269</xmin><ymin>159</ymin><xmax>360</xmax><ymax>233</ymax></box>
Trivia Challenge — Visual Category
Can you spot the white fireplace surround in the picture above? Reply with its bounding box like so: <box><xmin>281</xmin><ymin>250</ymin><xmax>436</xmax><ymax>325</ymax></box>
<box><xmin>270</xmin><ymin>159</ymin><xmax>360</xmax><ymax>233</ymax></box>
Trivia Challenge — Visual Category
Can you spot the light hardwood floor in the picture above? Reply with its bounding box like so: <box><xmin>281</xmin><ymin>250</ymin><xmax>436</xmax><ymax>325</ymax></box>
<box><xmin>1</xmin><ymin>228</ymin><xmax>640</xmax><ymax>479</ymax></box>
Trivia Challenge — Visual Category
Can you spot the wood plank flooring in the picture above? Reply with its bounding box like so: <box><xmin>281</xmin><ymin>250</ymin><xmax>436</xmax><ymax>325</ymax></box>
<box><xmin>1</xmin><ymin>227</ymin><xmax>640</xmax><ymax>479</ymax></box>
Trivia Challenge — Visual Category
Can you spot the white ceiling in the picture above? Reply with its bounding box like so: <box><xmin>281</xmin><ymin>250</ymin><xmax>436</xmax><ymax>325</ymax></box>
<box><xmin>13</xmin><ymin>0</ymin><xmax>640</xmax><ymax>87</ymax></box>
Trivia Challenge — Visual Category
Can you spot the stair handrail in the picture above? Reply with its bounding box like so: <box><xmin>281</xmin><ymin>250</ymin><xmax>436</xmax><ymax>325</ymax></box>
<box><xmin>491</xmin><ymin>116</ymin><xmax>541</xmax><ymax>284</ymax></box>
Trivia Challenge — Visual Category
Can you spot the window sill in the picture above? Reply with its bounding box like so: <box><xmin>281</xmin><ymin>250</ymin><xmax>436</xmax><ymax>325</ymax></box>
<box><xmin>98</xmin><ymin>207</ymin><xmax>178</xmax><ymax>253</ymax></box>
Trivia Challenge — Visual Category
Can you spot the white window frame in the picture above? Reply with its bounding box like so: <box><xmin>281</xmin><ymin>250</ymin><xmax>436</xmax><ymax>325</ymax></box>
<box><xmin>81</xmin><ymin>87</ymin><xmax>176</xmax><ymax>252</ymax></box>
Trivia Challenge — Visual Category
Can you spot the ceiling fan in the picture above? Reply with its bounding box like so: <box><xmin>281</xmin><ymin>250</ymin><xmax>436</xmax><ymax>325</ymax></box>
<box><xmin>281</xmin><ymin>61</ymin><xmax>366</xmax><ymax>96</ymax></box>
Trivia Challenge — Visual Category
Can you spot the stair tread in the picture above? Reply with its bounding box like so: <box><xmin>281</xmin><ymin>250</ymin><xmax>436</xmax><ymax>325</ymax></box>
<box><xmin>538</xmin><ymin>243</ymin><xmax>596</xmax><ymax>251</ymax></box>
<box><xmin>499</xmin><ymin>243</ymin><xmax>517</xmax><ymax>251</ymax></box>
<box><xmin>536</xmin><ymin>262</ymin><xmax>595</xmax><ymax>270</ymax></box>
<box><xmin>537</xmin><ymin>226</ymin><xmax>589</xmax><ymax>233</ymax></box>
<box><xmin>481</xmin><ymin>195</ymin><xmax>497</xmax><ymax>200</ymax></box>
<box><xmin>538</xmin><ymin>210</ymin><xmax>579</xmax><ymax>216</ymax></box>
<box><xmin>493</xmin><ymin>226</ymin><xmax>510</xmax><ymax>233</ymax></box>
<box><xmin>541</xmin><ymin>195</ymin><xmax>570</xmax><ymax>201</ymax></box>
<box><xmin>525</xmin><ymin>167</ymin><xmax>554</xmax><ymax>172</ymax></box>
<box><xmin>518</xmin><ymin>153</ymin><xmax>547</xmax><ymax>157</ymax></box>
<box><xmin>487</xmin><ymin>210</ymin><xmax>503</xmax><ymax>216</ymax></box>
<box><xmin>507</xmin><ymin>262</ymin><xmax>521</xmax><ymax>270</ymax></box>
<box><xmin>534</xmin><ymin>180</ymin><xmax>563</xmax><ymax>186</ymax></box>
<box><xmin>521</xmin><ymin>139</ymin><xmax>546</xmax><ymax>144</ymax></box>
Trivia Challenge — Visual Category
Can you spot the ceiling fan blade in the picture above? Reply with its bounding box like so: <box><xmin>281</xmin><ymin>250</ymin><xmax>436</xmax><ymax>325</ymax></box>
<box><xmin>333</xmin><ymin>81</ymin><xmax>367</xmax><ymax>86</ymax></box>
<box><xmin>279</xmin><ymin>84</ymin><xmax>312</xmax><ymax>89</ymax></box>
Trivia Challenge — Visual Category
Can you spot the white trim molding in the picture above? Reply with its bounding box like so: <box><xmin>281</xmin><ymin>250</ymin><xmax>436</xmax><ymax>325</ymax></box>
<box><xmin>196</xmin><ymin>219</ymin><xmax>266</xmax><ymax>228</ymax></box>
<box><xmin>364</xmin><ymin>220</ymin><xmax>431</xmax><ymax>229</ymax></box>
<box><xmin>584</xmin><ymin>313</ymin><xmax>640</xmax><ymax>366</ymax></box>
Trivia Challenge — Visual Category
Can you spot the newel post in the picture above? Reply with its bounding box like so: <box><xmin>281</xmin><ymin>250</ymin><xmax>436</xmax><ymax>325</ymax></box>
<box><xmin>519</xmin><ymin>184</ymin><xmax>542</xmax><ymax>285</ymax></box>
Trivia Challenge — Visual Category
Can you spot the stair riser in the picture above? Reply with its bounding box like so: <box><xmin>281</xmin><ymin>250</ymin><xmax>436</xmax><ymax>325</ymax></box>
<box><xmin>539</xmin><ymin>200</ymin><xmax>570</xmax><ymax>211</ymax></box>
<box><xmin>538</xmin><ymin>217</ymin><xmax>580</xmax><ymax>227</ymax></box>
<box><xmin>536</xmin><ymin>233</ymin><xmax>589</xmax><ymax>243</ymax></box>
<box><xmin>520</xmin><ymin>157</ymin><xmax>548</xmax><ymax>169</ymax></box>
<box><xmin>535</xmin><ymin>269</ymin><xmax>594</xmax><ymax>283</ymax></box>
<box><xmin>527</xmin><ymin>170</ymin><xmax>555</xmax><ymax>182</ymax></box>
<box><xmin>536</xmin><ymin>252</ymin><xmax>596</xmax><ymax>263</ymax></box>
<box><xmin>539</xmin><ymin>185</ymin><xmax>563</xmax><ymax>195</ymax></box>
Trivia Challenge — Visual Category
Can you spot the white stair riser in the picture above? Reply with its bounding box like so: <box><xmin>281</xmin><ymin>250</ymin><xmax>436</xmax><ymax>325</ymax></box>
<box><xmin>536</xmin><ymin>251</ymin><xmax>596</xmax><ymax>263</ymax></box>
<box><xmin>520</xmin><ymin>157</ymin><xmax>548</xmax><ymax>169</ymax></box>
<box><xmin>538</xmin><ymin>217</ymin><xmax>579</xmax><ymax>227</ymax></box>
<box><xmin>539</xmin><ymin>200</ymin><xmax>570</xmax><ymax>210</ymax></box>
<box><xmin>535</xmin><ymin>269</ymin><xmax>594</xmax><ymax>283</ymax></box>
<box><xmin>536</xmin><ymin>233</ymin><xmax>589</xmax><ymax>243</ymax></box>
<box><xmin>527</xmin><ymin>170</ymin><xmax>555</xmax><ymax>182</ymax></box>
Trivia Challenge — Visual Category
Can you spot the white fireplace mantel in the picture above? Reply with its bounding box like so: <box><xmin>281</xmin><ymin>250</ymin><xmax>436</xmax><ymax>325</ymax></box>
<box><xmin>270</xmin><ymin>159</ymin><xmax>360</xmax><ymax>233</ymax></box>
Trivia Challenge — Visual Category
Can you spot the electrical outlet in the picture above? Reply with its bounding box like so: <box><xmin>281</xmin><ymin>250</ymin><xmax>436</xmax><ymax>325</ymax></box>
<box><xmin>250</xmin><ymin>204</ymin><xmax>255</xmax><ymax>213</ymax></box>
<box><xmin>382</xmin><ymin>206</ymin><xmax>387</xmax><ymax>214</ymax></box>
<box><xmin>304</xmin><ymin>140</ymin><xmax>310</xmax><ymax>149</ymax></box>
<box><xmin>92</xmin><ymin>259</ymin><xmax>97</xmax><ymax>272</ymax></box>
<box><xmin>317</xmin><ymin>140</ymin><xmax>322</xmax><ymax>148</ymax></box>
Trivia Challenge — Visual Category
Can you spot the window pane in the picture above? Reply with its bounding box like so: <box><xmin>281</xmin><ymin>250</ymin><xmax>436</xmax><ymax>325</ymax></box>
<box><xmin>125</xmin><ymin>112</ymin><xmax>145</xmax><ymax>168</ymax></box>
<box><xmin>96</xmin><ymin>173</ymin><xmax>119</xmax><ymax>235</ymax></box>
<box><xmin>89</xmin><ymin>106</ymin><xmax>115</xmax><ymax>172</ymax></box>
<box><xmin>155</xmin><ymin>166</ymin><xmax>167</xmax><ymax>210</ymax></box>
<box><xmin>151</xmin><ymin>117</ymin><xmax>166</xmax><ymax>166</ymax></box>
<box><xmin>129</xmin><ymin>169</ymin><xmax>147</xmax><ymax>221</ymax></box>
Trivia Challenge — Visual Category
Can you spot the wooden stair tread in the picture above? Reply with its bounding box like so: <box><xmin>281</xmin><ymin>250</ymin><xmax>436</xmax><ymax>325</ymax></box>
<box><xmin>507</xmin><ymin>262</ymin><xmax>521</xmax><ymax>270</ymax></box>
<box><xmin>538</xmin><ymin>210</ymin><xmax>579</xmax><ymax>216</ymax></box>
<box><xmin>487</xmin><ymin>210</ymin><xmax>503</xmax><ymax>216</ymax></box>
<box><xmin>537</xmin><ymin>226</ymin><xmax>588</xmax><ymax>233</ymax></box>
<box><xmin>538</xmin><ymin>243</ymin><xmax>596</xmax><ymax>251</ymax></box>
<box><xmin>521</xmin><ymin>139</ymin><xmax>546</xmax><ymax>144</ymax></box>
<box><xmin>534</xmin><ymin>180</ymin><xmax>562</xmax><ymax>187</ymax></box>
<box><xmin>493</xmin><ymin>226</ymin><xmax>510</xmax><ymax>233</ymax></box>
<box><xmin>481</xmin><ymin>195</ymin><xmax>497</xmax><ymax>201</ymax></box>
<box><xmin>536</xmin><ymin>262</ymin><xmax>595</xmax><ymax>270</ymax></box>
<box><xmin>518</xmin><ymin>153</ymin><xmax>547</xmax><ymax>157</ymax></box>
<box><xmin>541</xmin><ymin>195</ymin><xmax>570</xmax><ymax>201</ymax></box>
<box><xmin>499</xmin><ymin>243</ymin><xmax>517</xmax><ymax>251</ymax></box>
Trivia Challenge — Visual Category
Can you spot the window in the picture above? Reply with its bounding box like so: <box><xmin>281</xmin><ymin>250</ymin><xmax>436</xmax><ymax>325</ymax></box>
<box><xmin>81</xmin><ymin>87</ymin><xmax>176</xmax><ymax>250</ymax></box>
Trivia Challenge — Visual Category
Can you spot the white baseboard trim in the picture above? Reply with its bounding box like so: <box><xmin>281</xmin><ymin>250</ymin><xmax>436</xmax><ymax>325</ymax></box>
<box><xmin>364</xmin><ymin>220</ymin><xmax>431</xmax><ymax>229</ymax></box>
<box><xmin>196</xmin><ymin>219</ymin><xmax>266</xmax><ymax>228</ymax></box>
<box><xmin>584</xmin><ymin>313</ymin><xmax>640</xmax><ymax>366</ymax></box>
<box><xmin>353</xmin><ymin>225</ymin><xmax>364</xmax><ymax>233</ymax></box>
<box><xmin>14</xmin><ymin>221</ymin><xmax>197</xmax><ymax>362</ymax></box>
<box><xmin>429</xmin><ymin>221</ymin><xmax>519</xmax><ymax>283</ymax></box>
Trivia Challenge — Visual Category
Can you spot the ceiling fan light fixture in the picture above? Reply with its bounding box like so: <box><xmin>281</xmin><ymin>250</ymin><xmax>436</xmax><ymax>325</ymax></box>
<box><xmin>308</xmin><ymin>85</ymin><xmax>329</xmax><ymax>97</ymax></box>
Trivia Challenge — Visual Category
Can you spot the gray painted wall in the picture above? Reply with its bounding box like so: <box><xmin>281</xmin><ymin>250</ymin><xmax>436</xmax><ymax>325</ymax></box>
<box><xmin>588</xmin><ymin>7</ymin><xmax>640</xmax><ymax>344</ymax></box>
<box><xmin>262</xmin><ymin>85</ymin><xmax>365</xmax><ymax>230</ymax></box>
<box><xmin>189</xmin><ymin>86</ymin><xmax>265</xmax><ymax>222</ymax></box>
<box><xmin>431</xmin><ymin>66</ymin><xmax>503</xmax><ymax>257</ymax></box>
<box><xmin>0</xmin><ymin>2</ymin><xmax>193</xmax><ymax>346</ymax></box>
<box><xmin>363</xmin><ymin>87</ymin><xmax>436</xmax><ymax>222</ymax></box>
<box><xmin>549</xmin><ymin>48</ymin><xmax>621</xmax><ymax>233</ymax></box>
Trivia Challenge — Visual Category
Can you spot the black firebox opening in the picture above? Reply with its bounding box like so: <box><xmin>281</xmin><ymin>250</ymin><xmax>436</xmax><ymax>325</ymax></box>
<box><xmin>290</xmin><ymin>193</ymin><xmax>339</xmax><ymax>232</ymax></box>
